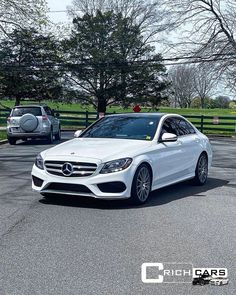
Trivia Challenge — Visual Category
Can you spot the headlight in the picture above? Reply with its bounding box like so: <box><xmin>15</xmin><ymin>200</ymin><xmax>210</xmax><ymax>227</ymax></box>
<box><xmin>100</xmin><ymin>158</ymin><xmax>132</xmax><ymax>174</ymax></box>
<box><xmin>35</xmin><ymin>153</ymin><xmax>44</xmax><ymax>170</ymax></box>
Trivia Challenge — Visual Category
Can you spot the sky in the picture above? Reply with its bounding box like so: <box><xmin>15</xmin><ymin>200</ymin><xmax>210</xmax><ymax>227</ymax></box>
<box><xmin>46</xmin><ymin>0</ymin><xmax>232</xmax><ymax>98</ymax></box>
<box><xmin>47</xmin><ymin>0</ymin><xmax>72</xmax><ymax>23</ymax></box>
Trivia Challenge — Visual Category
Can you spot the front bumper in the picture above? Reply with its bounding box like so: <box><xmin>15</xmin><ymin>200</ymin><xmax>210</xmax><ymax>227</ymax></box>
<box><xmin>32</xmin><ymin>164</ymin><xmax>135</xmax><ymax>200</ymax></box>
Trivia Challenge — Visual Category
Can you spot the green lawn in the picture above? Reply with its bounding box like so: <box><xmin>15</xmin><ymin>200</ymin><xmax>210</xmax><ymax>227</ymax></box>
<box><xmin>0</xmin><ymin>130</ymin><xmax>7</xmax><ymax>140</ymax></box>
<box><xmin>1</xmin><ymin>100</ymin><xmax>236</xmax><ymax>136</ymax></box>
<box><xmin>1</xmin><ymin>99</ymin><xmax>236</xmax><ymax>116</ymax></box>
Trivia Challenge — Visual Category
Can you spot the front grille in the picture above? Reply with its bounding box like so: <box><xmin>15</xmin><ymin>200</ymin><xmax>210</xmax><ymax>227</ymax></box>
<box><xmin>46</xmin><ymin>183</ymin><xmax>92</xmax><ymax>194</ymax></box>
<box><xmin>44</xmin><ymin>160</ymin><xmax>97</xmax><ymax>177</ymax></box>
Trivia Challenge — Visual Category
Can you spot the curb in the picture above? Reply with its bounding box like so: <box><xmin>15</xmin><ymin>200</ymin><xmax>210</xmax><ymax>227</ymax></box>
<box><xmin>0</xmin><ymin>139</ymin><xmax>8</xmax><ymax>145</ymax></box>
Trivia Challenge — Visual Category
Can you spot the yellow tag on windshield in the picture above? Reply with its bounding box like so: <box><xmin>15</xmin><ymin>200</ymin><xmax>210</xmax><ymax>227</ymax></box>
<box><xmin>146</xmin><ymin>135</ymin><xmax>151</xmax><ymax>140</ymax></box>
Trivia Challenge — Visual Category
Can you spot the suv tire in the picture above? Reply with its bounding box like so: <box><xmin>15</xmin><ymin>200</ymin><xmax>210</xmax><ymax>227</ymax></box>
<box><xmin>55</xmin><ymin>126</ymin><xmax>61</xmax><ymax>141</ymax></box>
<box><xmin>47</xmin><ymin>129</ymin><xmax>53</xmax><ymax>144</ymax></box>
<box><xmin>8</xmin><ymin>137</ymin><xmax>16</xmax><ymax>145</ymax></box>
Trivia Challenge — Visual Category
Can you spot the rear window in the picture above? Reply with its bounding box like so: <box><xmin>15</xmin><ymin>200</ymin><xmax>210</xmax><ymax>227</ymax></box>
<box><xmin>11</xmin><ymin>107</ymin><xmax>42</xmax><ymax>117</ymax></box>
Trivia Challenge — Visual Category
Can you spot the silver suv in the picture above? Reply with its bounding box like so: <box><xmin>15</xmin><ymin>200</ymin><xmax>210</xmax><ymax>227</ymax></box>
<box><xmin>7</xmin><ymin>105</ymin><xmax>61</xmax><ymax>145</ymax></box>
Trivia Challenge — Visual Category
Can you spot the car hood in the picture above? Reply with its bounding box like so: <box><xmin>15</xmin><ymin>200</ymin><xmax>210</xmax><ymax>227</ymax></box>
<box><xmin>42</xmin><ymin>138</ymin><xmax>153</xmax><ymax>162</ymax></box>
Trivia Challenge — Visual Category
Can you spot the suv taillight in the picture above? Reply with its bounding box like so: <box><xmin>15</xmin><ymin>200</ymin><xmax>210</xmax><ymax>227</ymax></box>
<box><xmin>42</xmin><ymin>115</ymin><xmax>49</xmax><ymax>121</ymax></box>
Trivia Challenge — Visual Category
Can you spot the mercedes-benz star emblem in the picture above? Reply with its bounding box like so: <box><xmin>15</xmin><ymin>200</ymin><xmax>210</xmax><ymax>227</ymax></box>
<box><xmin>62</xmin><ymin>162</ymin><xmax>74</xmax><ymax>176</ymax></box>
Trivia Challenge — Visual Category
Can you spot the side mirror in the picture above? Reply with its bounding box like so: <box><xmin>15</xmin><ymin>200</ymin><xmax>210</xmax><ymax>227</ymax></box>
<box><xmin>74</xmin><ymin>130</ymin><xmax>82</xmax><ymax>138</ymax></box>
<box><xmin>160</xmin><ymin>132</ymin><xmax>177</xmax><ymax>143</ymax></box>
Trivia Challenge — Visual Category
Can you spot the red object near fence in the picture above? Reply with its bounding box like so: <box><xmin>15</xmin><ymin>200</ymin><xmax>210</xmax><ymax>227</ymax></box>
<box><xmin>133</xmin><ymin>105</ymin><xmax>141</xmax><ymax>113</ymax></box>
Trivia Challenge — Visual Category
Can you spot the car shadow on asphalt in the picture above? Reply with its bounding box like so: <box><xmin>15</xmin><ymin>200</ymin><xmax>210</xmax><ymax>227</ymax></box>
<box><xmin>39</xmin><ymin>177</ymin><xmax>228</xmax><ymax>210</ymax></box>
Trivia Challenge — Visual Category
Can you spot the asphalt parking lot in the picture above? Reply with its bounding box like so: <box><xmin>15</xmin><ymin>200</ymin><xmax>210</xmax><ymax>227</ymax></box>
<box><xmin>0</xmin><ymin>133</ymin><xmax>235</xmax><ymax>295</ymax></box>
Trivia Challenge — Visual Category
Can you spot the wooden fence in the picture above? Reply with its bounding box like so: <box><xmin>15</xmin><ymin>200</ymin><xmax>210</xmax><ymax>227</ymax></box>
<box><xmin>0</xmin><ymin>108</ymin><xmax>236</xmax><ymax>134</ymax></box>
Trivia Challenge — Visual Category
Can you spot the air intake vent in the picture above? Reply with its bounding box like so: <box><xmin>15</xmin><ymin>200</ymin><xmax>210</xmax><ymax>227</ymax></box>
<box><xmin>32</xmin><ymin>175</ymin><xmax>43</xmax><ymax>187</ymax></box>
<box><xmin>46</xmin><ymin>183</ymin><xmax>92</xmax><ymax>194</ymax></box>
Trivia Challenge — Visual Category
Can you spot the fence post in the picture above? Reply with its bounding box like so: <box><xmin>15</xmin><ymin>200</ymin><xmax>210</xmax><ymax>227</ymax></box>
<box><xmin>85</xmin><ymin>111</ymin><xmax>88</xmax><ymax>128</ymax></box>
<box><xmin>200</xmin><ymin>115</ymin><xmax>204</xmax><ymax>133</ymax></box>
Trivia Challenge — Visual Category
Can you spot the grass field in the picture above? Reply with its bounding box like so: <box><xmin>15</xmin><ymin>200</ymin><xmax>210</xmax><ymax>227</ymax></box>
<box><xmin>1</xmin><ymin>99</ymin><xmax>236</xmax><ymax>116</ymax></box>
<box><xmin>1</xmin><ymin>100</ymin><xmax>236</xmax><ymax>136</ymax></box>
<box><xmin>0</xmin><ymin>130</ymin><xmax>7</xmax><ymax>140</ymax></box>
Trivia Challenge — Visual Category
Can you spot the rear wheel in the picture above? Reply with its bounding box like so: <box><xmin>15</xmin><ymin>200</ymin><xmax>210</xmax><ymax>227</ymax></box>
<box><xmin>55</xmin><ymin>126</ymin><xmax>61</xmax><ymax>141</ymax></box>
<box><xmin>8</xmin><ymin>137</ymin><xmax>16</xmax><ymax>145</ymax></box>
<box><xmin>192</xmin><ymin>153</ymin><xmax>208</xmax><ymax>185</ymax></box>
<box><xmin>131</xmin><ymin>163</ymin><xmax>152</xmax><ymax>205</ymax></box>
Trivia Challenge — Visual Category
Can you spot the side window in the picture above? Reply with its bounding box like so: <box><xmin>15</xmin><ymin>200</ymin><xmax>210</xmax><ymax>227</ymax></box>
<box><xmin>174</xmin><ymin>118</ymin><xmax>196</xmax><ymax>136</ymax></box>
<box><xmin>160</xmin><ymin>118</ymin><xmax>178</xmax><ymax>137</ymax></box>
<box><xmin>44</xmin><ymin>107</ymin><xmax>52</xmax><ymax>116</ymax></box>
<box><xmin>185</xmin><ymin>120</ymin><xmax>196</xmax><ymax>134</ymax></box>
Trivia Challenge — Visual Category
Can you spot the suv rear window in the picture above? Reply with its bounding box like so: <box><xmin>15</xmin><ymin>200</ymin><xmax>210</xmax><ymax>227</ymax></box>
<box><xmin>11</xmin><ymin>107</ymin><xmax>42</xmax><ymax>117</ymax></box>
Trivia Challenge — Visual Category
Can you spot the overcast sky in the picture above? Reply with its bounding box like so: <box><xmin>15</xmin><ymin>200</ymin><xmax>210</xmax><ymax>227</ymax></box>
<box><xmin>46</xmin><ymin>0</ymin><xmax>231</xmax><ymax>97</ymax></box>
<box><xmin>47</xmin><ymin>0</ymin><xmax>72</xmax><ymax>23</ymax></box>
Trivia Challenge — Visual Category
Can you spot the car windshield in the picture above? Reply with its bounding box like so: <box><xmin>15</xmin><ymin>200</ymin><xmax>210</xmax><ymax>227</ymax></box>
<box><xmin>12</xmin><ymin>107</ymin><xmax>42</xmax><ymax>117</ymax></box>
<box><xmin>81</xmin><ymin>115</ymin><xmax>160</xmax><ymax>141</ymax></box>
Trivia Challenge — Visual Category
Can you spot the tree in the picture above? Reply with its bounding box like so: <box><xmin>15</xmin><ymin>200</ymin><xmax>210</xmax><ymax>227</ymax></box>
<box><xmin>214</xmin><ymin>96</ymin><xmax>231</xmax><ymax>108</ymax></box>
<box><xmin>0</xmin><ymin>28</ymin><xmax>62</xmax><ymax>105</ymax></box>
<box><xmin>191</xmin><ymin>97</ymin><xmax>217</xmax><ymax>109</ymax></box>
<box><xmin>229</xmin><ymin>100</ymin><xmax>236</xmax><ymax>109</ymax></box>
<box><xmin>169</xmin><ymin>63</ymin><xmax>217</xmax><ymax>109</ymax></box>
<box><xmin>63</xmin><ymin>11</ymin><xmax>169</xmax><ymax>113</ymax></box>
<box><xmin>193</xmin><ymin>65</ymin><xmax>217</xmax><ymax>108</ymax></box>
<box><xmin>0</xmin><ymin>0</ymin><xmax>48</xmax><ymax>36</ymax></box>
<box><xmin>162</xmin><ymin>0</ymin><xmax>236</xmax><ymax>90</ymax></box>
<box><xmin>67</xmin><ymin>0</ymin><xmax>169</xmax><ymax>45</ymax></box>
<box><xmin>168</xmin><ymin>65</ymin><xmax>196</xmax><ymax>108</ymax></box>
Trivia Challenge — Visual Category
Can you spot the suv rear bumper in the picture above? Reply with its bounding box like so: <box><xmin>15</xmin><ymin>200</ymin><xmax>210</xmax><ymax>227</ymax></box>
<box><xmin>7</xmin><ymin>129</ymin><xmax>51</xmax><ymax>139</ymax></box>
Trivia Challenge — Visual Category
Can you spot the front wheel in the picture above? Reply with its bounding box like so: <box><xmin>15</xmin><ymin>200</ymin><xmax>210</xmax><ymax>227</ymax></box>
<box><xmin>131</xmin><ymin>163</ymin><xmax>152</xmax><ymax>205</ymax></box>
<box><xmin>192</xmin><ymin>153</ymin><xmax>208</xmax><ymax>185</ymax></box>
<box><xmin>8</xmin><ymin>137</ymin><xmax>16</xmax><ymax>145</ymax></box>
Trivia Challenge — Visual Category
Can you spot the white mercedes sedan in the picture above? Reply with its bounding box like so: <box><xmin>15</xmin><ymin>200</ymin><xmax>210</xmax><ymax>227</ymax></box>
<box><xmin>31</xmin><ymin>113</ymin><xmax>212</xmax><ymax>204</ymax></box>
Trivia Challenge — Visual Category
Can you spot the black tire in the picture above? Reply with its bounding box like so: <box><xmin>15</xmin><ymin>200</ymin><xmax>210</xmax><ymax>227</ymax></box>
<box><xmin>8</xmin><ymin>137</ymin><xmax>16</xmax><ymax>145</ymax></box>
<box><xmin>192</xmin><ymin>153</ymin><xmax>208</xmax><ymax>185</ymax></box>
<box><xmin>55</xmin><ymin>126</ymin><xmax>61</xmax><ymax>141</ymax></box>
<box><xmin>130</xmin><ymin>163</ymin><xmax>152</xmax><ymax>205</ymax></box>
<box><xmin>46</xmin><ymin>129</ymin><xmax>53</xmax><ymax>144</ymax></box>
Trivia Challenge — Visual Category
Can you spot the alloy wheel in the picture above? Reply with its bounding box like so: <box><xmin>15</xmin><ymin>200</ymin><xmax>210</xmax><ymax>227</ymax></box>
<box><xmin>136</xmin><ymin>166</ymin><xmax>151</xmax><ymax>202</ymax></box>
<box><xmin>198</xmin><ymin>154</ymin><xmax>208</xmax><ymax>184</ymax></box>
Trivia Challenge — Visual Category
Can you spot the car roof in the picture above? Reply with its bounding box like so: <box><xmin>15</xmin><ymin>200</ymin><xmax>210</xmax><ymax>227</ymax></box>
<box><xmin>106</xmin><ymin>112</ymin><xmax>166</xmax><ymax>118</ymax></box>
<box><xmin>13</xmin><ymin>105</ymin><xmax>46</xmax><ymax>108</ymax></box>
